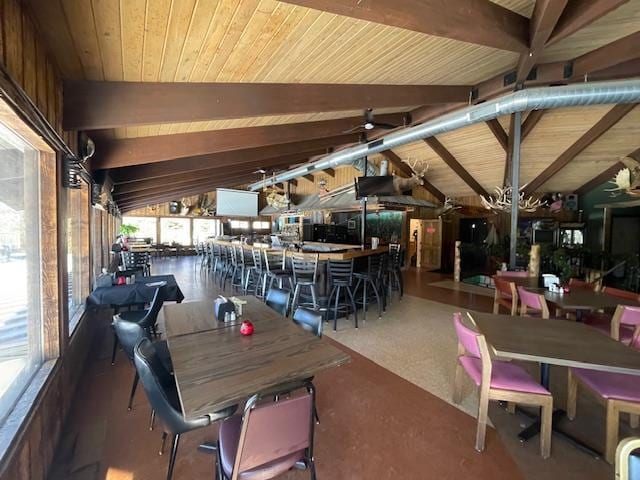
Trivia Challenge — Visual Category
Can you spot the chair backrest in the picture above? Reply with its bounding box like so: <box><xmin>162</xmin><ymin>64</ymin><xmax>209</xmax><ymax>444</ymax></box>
<box><xmin>121</xmin><ymin>250</ymin><xmax>149</xmax><ymax>269</ymax></box>
<box><xmin>493</xmin><ymin>276</ymin><xmax>518</xmax><ymax>315</ymax></box>
<box><xmin>517</xmin><ymin>286</ymin><xmax>550</xmax><ymax>319</ymax></box>
<box><xmin>113</xmin><ymin>317</ymin><xmax>149</xmax><ymax>363</ymax></box>
<box><xmin>603</xmin><ymin>286</ymin><xmax>640</xmax><ymax>302</ymax></box>
<box><xmin>328</xmin><ymin>259</ymin><xmax>354</xmax><ymax>284</ymax></box>
<box><xmin>388</xmin><ymin>244</ymin><xmax>403</xmax><ymax>270</ymax></box>
<box><xmin>496</xmin><ymin>270</ymin><xmax>529</xmax><ymax>277</ymax></box>
<box><xmin>292</xmin><ymin>307</ymin><xmax>323</xmax><ymax>337</ymax></box>
<box><xmin>264</xmin><ymin>249</ymin><xmax>285</xmax><ymax>273</ymax></box>
<box><xmin>134</xmin><ymin>339</ymin><xmax>185</xmax><ymax>434</ymax></box>
<box><xmin>291</xmin><ymin>254</ymin><xmax>318</xmax><ymax>284</ymax></box>
<box><xmin>611</xmin><ymin>305</ymin><xmax>640</xmax><ymax>341</ymax></box>
<box><xmin>232</xmin><ymin>392</ymin><xmax>313</xmax><ymax>477</ymax></box>
<box><xmin>251</xmin><ymin>248</ymin><xmax>263</xmax><ymax>270</ymax></box>
<box><xmin>138</xmin><ymin>287</ymin><xmax>165</xmax><ymax>329</ymax></box>
<box><xmin>265</xmin><ymin>288</ymin><xmax>290</xmax><ymax>316</ymax></box>
<box><xmin>568</xmin><ymin>278</ymin><xmax>595</xmax><ymax>291</ymax></box>
<box><xmin>453</xmin><ymin>312</ymin><xmax>481</xmax><ymax>358</ymax></box>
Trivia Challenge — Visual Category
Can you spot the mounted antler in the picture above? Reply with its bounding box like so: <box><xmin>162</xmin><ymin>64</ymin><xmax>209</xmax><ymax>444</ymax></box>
<box><xmin>605</xmin><ymin>156</ymin><xmax>640</xmax><ymax>197</ymax></box>
<box><xmin>392</xmin><ymin>157</ymin><xmax>429</xmax><ymax>193</ymax></box>
<box><xmin>480</xmin><ymin>186</ymin><xmax>546</xmax><ymax>213</ymax></box>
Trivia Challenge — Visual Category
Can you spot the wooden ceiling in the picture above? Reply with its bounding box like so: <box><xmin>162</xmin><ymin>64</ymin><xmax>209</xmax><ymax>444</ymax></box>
<box><xmin>24</xmin><ymin>0</ymin><xmax>640</xmax><ymax>211</ymax></box>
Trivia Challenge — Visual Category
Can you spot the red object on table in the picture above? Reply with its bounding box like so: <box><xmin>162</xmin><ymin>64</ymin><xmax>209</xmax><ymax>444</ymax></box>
<box><xmin>240</xmin><ymin>320</ymin><xmax>254</xmax><ymax>336</ymax></box>
<box><xmin>116</xmin><ymin>276</ymin><xmax>126</xmax><ymax>285</ymax></box>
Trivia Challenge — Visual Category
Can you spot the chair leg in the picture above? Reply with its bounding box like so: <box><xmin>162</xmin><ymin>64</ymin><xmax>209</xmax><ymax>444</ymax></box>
<box><xmin>333</xmin><ymin>286</ymin><xmax>340</xmax><ymax>331</ymax></box>
<box><xmin>127</xmin><ymin>371</ymin><xmax>139</xmax><ymax>411</ymax></box>
<box><xmin>159</xmin><ymin>431</ymin><xmax>168</xmax><ymax>455</ymax></box>
<box><xmin>370</xmin><ymin>281</ymin><xmax>382</xmax><ymax>319</ymax></box>
<box><xmin>452</xmin><ymin>362</ymin><xmax>464</xmax><ymax>404</ymax></box>
<box><xmin>111</xmin><ymin>332</ymin><xmax>119</xmax><ymax>365</ymax></box>
<box><xmin>475</xmin><ymin>388</ymin><xmax>490</xmax><ymax>452</ymax></box>
<box><xmin>310</xmin><ymin>285</ymin><xmax>318</xmax><ymax>310</ymax></box>
<box><xmin>149</xmin><ymin>409</ymin><xmax>156</xmax><ymax>431</ymax></box>
<box><xmin>566</xmin><ymin>370</ymin><xmax>578</xmax><ymax>420</ymax></box>
<box><xmin>362</xmin><ymin>281</ymin><xmax>368</xmax><ymax>320</ymax></box>
<box><xmin>167</xmin><ymin>433</ymin><xmax>181</xmax><ymax>480</ymax></box>
<box><xmin>630</xmin><ymin>414</ymin><xmax>639</xmax><ymax>429</ymax></box>
<box><xmin>540</xmin><ymin>397</ymin><xmax>552</xmax><ymax>459</ymax></box>
<box><xmin>346</xmin><ymin>287</ymin><xmax>358</xmax><ymax>329</ymax></box>
<box><xmin>292</xmin><ymin>284</ymin><xmax>301</xmax><ymax>312</ymax></box>
<box><xmin>506</xmin><ymin>402</ymin><xmax>516</xmax><ymax>414</ymax></box>
<box><xmin>605</xmin><ymin>401</ymin><xmax>619</xmax><ymax>464</ymax></box>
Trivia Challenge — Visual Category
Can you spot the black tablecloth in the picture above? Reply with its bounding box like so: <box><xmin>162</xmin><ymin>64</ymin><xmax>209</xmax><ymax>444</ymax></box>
<box><xmin>86</xmin><ymin>275</ymin><xmax>184</xmax><ymax>307</ymax></box>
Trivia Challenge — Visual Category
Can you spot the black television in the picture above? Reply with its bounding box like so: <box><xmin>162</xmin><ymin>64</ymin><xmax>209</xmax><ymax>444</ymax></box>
<box><xmin>355</xmin><ymin>175</ymin><xmax>395</xmax><ymax>199</ymax></box>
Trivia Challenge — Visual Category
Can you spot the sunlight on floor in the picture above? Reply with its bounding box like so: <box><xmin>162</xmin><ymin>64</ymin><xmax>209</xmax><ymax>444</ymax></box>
<box><xmin>105</xmin><ymin>467</ymin><xmax>134</xmax><ymax>480</ymax></box>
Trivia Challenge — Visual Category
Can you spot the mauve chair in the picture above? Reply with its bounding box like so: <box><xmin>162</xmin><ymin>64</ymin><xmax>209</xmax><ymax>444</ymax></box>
<box><xmin>493</xmin><ymin>276</ymin><xmax>518</xmax><ymax>315</ymax></box>
<box><xmin>568</xmin><ymin>278</ymin><xmax>596</xmax><ymax>291</ymax></box>
<box><xmin>567</xmin><ymin>330</ymin><xmax>640</xmax><ymax>463</ymax></box>
<box><xmin>517</xmin><ymin>286</ymin><xmax>550</xmax><ymax>319</ymax></box>
<box><xmin>604</xmin><ymin>286</ymin><xmax>640</xmax><ymax>303</ymax></box>
<box><xmin>452</xmin><ymin>312</ymin><xmax>553</xmax><ymax>458</ymax></box>
<box><xmin>588</xmin><ymin>305</ymin><xmax>640</xmax><ymax>344</ymax></box>
<box><xmin>496</xmin><ymin>270</ymin><xmax>529</xmax><ymax>277</ymax></box>
<box><xmin>216</xmin><ymin>388</ymin><xmax>316</xmax><ymax>480</ymax></box>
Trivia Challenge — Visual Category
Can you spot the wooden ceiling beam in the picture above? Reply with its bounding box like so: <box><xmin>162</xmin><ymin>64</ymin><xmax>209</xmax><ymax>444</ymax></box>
<box><xmin>516</xmin><ymin>0</ymin><xmax>568</xmax><ymax>83</ymax></box>
<box><xmin>423</xmin><ymin>138</ymin><xmax>489</xmax><ymax>197</ymax></box>
<box><xmin>114</xmin><ymin>176</ymin><xmax>245</xmax><ymax>201</ymax></box>
<box><xmin>485</xmin><ymin>119</ymin><xmax>509</xmax><ymax>152</ymax></box>
<box><xmin>570</xmin><ymin>31</ymin><xmax>640</xmax><ymax>81</ymax></box>
<box><xmin>276</xmin><ymin>0</ymin><xmax>528</xmax><ymax>52</ymax></box>
<box><xmin>91</xmin><ymin>113</ymin><xmax>406</xmax><ymax>169</ymax></box>
<box><xmin>523</xmin><ymin>103</ymin><xmax>636</xmax><ymax>194</ymax></box>
<box><xmin>107</xmin><ymin>137</ymin><xmax>351</xmax><ymax>183</ymax></box>
<box><xmin>380</xmin><ymin>150</ymin><xmax>446</xmax><ymax>203</ymax></box>
<box><xmin>575</xmin><ymin>161</ymin><xmax>626</xmax><ymax>195</ymax></box>
<box><xmin>303</xmin><ymin>174</ymin><xmax>315</xmax><ymax>182</ymax></box>
<box><xmin>324</xmin><ymin>168</ymin><xmax>335</xmax><ymax>178</ymax></box>
<box><xmin>63</xmin><ymin>81</ymin><xmax>471</xmax><ymax>130</ymax></box>
<box><xmin>547</xmin><ymin>0</ymin><xmax>630</xmax><ymax>46</ymax></box>
<box><xmin>521</xmin><ymin>110</ymin><xmax>546</xmax><ymax>139</ymax></box>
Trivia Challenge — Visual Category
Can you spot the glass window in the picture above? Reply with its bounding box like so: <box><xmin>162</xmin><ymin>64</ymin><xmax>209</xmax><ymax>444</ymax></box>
<box><xmin>122</xmin><ymin>216</ymin><xmax>157</xmax><ymax>243</ymax></box>
<box><xmin>67</xmin><ymin>183</ymin><xmax>89</xmax><ymax>333</ymax></box>
<box><xmin>160</xmin><ymin>217</ymin><xmax>191</xmax><ymax>245</ymax></box>
<box><xmin>230</xmin><ymin>220</ymin><xmax>250</xmax><ymax>229</ymax></box>
<box><xmin>252</xmin><ymin>221</ymin><xmax>270</xmax><ymax>230</ymax></box>
<box><xmin>0</xmin><ymin>123</ymin><xmax>43</xmax><ymax>424</ymax></box>
<box><xmin>193</xmin><ymin>218</ymin><xmax>222</xmax><ymax>243</ymax></box>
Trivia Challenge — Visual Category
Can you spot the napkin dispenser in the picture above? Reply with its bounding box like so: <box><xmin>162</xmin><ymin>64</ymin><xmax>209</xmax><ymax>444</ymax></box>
<box><xmin>214</xmin><ymin>296</ymin><xmax>236</xmax><ymax>321</ymax></box>
<box><xmin>96</xmin><ymin>273</ymin><xmax>114</xmax><ymax>288</ymax></box>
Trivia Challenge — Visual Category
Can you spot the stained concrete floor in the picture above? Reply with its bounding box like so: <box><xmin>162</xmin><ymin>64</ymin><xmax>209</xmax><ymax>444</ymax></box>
<box><xmin>48</xmin><ymin>257</ymin><xmax>631</xmax><ymax>479</ymax></box>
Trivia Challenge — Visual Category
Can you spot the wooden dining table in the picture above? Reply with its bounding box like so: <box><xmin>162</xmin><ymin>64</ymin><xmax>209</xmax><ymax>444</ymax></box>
<box><xmin>164</xmin><ymin>296</ymin><xmax>350</xmax><ymax>420</ymax></box>
<box><xmin>543</xmin><ymin>289</ymin><xmax>639</xmax><ymax>320</ymax></box>
<box><xmin>469</xmin><ymin>311</ymin><xmax>640</xmax><ymax>457</ymax></box>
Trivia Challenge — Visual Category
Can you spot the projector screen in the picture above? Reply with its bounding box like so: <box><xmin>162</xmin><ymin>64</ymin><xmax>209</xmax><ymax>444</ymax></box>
<box><xmin>216</xmin><ymin>188</ymin><xmax>258</xmax><ymax>217</ymax></box>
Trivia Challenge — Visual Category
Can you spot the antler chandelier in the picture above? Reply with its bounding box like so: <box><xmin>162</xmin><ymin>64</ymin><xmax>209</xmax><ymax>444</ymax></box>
<box><xmin>480</xmin><ymin>185</ymin><xmax>546</xmax><ymax>213</ymax></box>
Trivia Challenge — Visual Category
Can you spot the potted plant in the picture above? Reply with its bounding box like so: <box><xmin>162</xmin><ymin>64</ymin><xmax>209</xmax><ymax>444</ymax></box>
<box><xmin>552</xmin><ymin>248</ymin><xmax>574</xmax><ymax>288</ymax></box>
<box><xmin>119</xmin><ymin>223</ymin><xmax>139</xmax><ymax>240</ymax></box>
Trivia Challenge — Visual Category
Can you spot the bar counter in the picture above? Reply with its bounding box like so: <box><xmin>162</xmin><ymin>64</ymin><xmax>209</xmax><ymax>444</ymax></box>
<box><xmin>208</xmin><ymin>239</ymin><xmax>388</xmax><ymax>261</ymax></box>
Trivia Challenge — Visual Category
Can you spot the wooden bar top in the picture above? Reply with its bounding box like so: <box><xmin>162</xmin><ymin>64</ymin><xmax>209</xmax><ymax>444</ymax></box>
<box><xmin>209</xmin><ymin>238</ymin><xmax>388</xmax><ymax>261</ymax></box>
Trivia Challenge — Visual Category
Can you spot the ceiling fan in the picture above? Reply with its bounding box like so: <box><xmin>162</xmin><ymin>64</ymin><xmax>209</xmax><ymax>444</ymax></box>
<box><xmin>344</xmin><ymin>108</ymin><xmax>402</xmax><ymax>133</ymax></box>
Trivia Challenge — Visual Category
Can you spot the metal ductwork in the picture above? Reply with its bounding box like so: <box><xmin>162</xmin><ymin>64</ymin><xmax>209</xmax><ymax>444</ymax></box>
<box><xmin>249</xmin><ymin>79</ymin><xmax>640</xmax><ymax>191</ymax></box>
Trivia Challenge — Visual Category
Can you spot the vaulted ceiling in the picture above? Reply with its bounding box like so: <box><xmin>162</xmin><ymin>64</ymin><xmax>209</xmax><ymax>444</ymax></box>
<box><xmin>25</xmin><ymin>0</ymin><xmax>640</xmax><ymax>211</ymax></box>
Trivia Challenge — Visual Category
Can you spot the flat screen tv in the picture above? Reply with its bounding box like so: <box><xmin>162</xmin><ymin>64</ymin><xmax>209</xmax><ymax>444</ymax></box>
<box><xmin>216</xmin><ymin>188</ymin><xmax>258</xmax><ymax>217</ymax></box>
<box><xmin>355</xmin><ymin>175</ymin><xmax>395</xmax><ymax>199</ymax></box>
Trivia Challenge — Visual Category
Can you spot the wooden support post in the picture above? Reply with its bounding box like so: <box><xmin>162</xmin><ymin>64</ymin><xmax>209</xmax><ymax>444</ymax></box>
<box><xmin>528</xmin><ymin>244</ymin><xmax>541</xmax><ymax>278</ymax></box>
<box><xmin>454</xmin><ymin>241</ymin><xmax>461</xmax><ymax>282</ymax></box>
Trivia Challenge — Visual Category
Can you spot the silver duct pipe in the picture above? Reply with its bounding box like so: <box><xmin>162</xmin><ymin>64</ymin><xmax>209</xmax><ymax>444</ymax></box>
<box><xmin>249</xmin><ymin>79</ymin><xmax>640</xmax><ymax>191</ymax></box>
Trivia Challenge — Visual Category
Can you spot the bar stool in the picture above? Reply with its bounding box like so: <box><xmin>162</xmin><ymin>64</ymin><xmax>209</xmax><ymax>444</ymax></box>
<box><xmin>327</xmin><ymin>259</ymin><xmax>358</xmax><ymax>331</ymax></box>
<box><xmin>291</xmin><ymin>254</ymin><xmax>319</xmax><ymax>311</ymax></box>
<box><xmin>354</xmin><ymin>254</ymin><xmax>384</xmax><ymax>321</ymax></box>
<box><xmin>263</xmin><ymin>249</ymin><xmax>293</xmax><ymax>294</ymax></box>
<box><xmin>221</xmin><ymin>245</ymin><xmax>238</xmax><ymax>291</ymax></box>
<box><xmin>243</xmin><ymin>247</ymin><xmax>264</xmax><ymax>297</ymax></box>
<box><xmin>386</xmin><ymin>243</ymin><xmax>404</xmax><ymax>302</ymax></box>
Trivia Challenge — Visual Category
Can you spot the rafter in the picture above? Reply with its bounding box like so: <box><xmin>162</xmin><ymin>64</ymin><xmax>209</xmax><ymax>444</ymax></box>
<box><xmin>276</xmin><ymin>0</ymin><xmax>528</xmax><ymax>52</ymax></box>
<box><xmin>64</xmin><ymin>81</ymin><xmax>470</xmax><ymax>130</ymax></box>
<box><xmin>516</xmin><ymin>0</ymin><xmax>567</xmax><ymax>83</ymax></box>
<box><xmin>485</xmin><ymin>119</ymin><xmax>509</xmax><ymax>152</ymax></box>
<box><xmin>547</xmin><ymin>0</ymin><xmax>630</xmax><ymax>46</ymax></box>
<box><xmin>91</xmin><ymin>113</ymin><xmax>406</xmax><ymax>169</ymax></box>
<box><xmin>570</xmin><ymin>31</ymin><xmax>640</xmax><ymax>81</ymax></box>
<box><xmin>423</xmin><ymin>138</ymin><xmax>489</xmax><ymax>197</ymax></box>
<box><xmin>521</xmin><ymin>110</ymin><xmax>546</xmax><ymax>139</ymax></box>
<box><xmin>575</xmin><ymin>161</ymin><xmax>626</xmax><ymax>195</ymax></box>
<box><xmin>523</xmin><ymin>103</ymin><xmax>637</xmax><ymax>194</ymax></box>
<box><xmin>381</xmin><ymin>150</ymin><xmax>445</xmax><ymax>203</ymax></box>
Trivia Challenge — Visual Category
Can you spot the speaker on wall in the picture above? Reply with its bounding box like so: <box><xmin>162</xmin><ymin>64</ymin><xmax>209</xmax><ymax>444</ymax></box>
<box><xmin>565</xmin><ymin>193</ymin><xmax>578</xmax><ymax>211</ymax></box>
<box><xmin>168</xmin><ymin>201</ymin><xmax>180</xmax><ymax>214</ymax></box>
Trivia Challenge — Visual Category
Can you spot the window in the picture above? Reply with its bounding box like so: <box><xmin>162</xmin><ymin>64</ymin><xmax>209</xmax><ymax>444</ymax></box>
<box><xmin>252</xmin><ymin>221</ymin><xmax>271</xmax><ymax>230</ymax></box>
<box><xmin>160</xmin><ymin>217</ymin><xmax>191</xmax><ymax>245</ymax></box>
<box><xmin>193</xmin><ymin>218</ymin><xmax>222</xmax><ymax>244</ymax></box>
<box><xmin>0</xmin><ymin>123</ymin><xmax>43</xmax><ymax>423</ymax></box>
<box><xmin>230</xmin><ymin>220</ymin><xmax>250</xmax><ymax>229</ymax></box>
<box><xmin>122</xmin><ymin>216</ymin><xmax>157</xmax><ymax>243</ymax></box>
<box><xmin>66</xmin><ymin>183</ymin><xmax>89</xmax><ymax>333</ymax></box>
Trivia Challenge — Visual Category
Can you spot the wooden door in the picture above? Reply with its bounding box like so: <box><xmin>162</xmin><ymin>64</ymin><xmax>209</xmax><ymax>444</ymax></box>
<box><xmin>420</xmin><ymin>219</ymin><xmax>442</xmax><ymax>270</ymax></box>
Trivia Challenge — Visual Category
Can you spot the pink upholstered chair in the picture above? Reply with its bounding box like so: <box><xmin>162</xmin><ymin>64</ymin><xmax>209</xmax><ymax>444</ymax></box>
<box><xmin>567</xmin><ymin>330</ymin><xmax>640</xmax><ymax>463</ymax></box>
<box><xmin>216</xmin><ymin>389</ymin><xmax>316</xmax><ymax>480</ymax></box>
<box><xmin>588</xmin><ymin>305</ymin><xmax>640</xmax><ymax>344</ymax></box>
<box><xmin>603</xmin><ymin>286</ymin><xmax>640</xmax><ymax>303</ymax></box>
<box><xmin>496</xmin><ymin>270</ymin><xmax>529</xmax><ymax>277</ymax></box>
<box><xmin>493</xmin><ymin>276</ymin><xmax>518</xmax><ymax>315</ymax></box>
<box><xmin>568</xmin><ymin>278</ymin><xmax>596</xmax><ymax>291</ymax></box>
<box><xmin>452</xmin><ymin>312</ymin><xmax>553</xmax><ymax>458</ymax></box>
<box><xmin>517</xmin><ymin>286</ymin><xmax>550</xmax><ymax>319</ymax></box>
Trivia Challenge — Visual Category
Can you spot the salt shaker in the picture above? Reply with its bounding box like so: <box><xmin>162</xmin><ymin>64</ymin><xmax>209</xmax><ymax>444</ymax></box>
<box><xmin>224</xmin><ymin>311</ymin><xmax>230</xmax><ymax>322</ymax></box>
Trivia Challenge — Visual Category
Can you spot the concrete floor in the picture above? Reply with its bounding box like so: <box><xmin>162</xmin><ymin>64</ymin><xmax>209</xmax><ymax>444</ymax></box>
<box><xmin>48</xmin><ymin>257</ymin><xmax>628</xmax><ymax>479</ymax></box>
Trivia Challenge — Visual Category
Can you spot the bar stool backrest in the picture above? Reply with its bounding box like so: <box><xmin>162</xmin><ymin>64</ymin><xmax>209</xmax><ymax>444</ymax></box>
<box><xmin>389</xmin><ymin>244</ymin><xmax>402</xmax><ymax>268</ymax></box>
<box><xmin>292</xmin><ymin>254</ymin><xmax>318</xmax><ymax>284</ymax></box>
<box><xmin>228</xmin><ymin>245</ymin><xmax>238</xmax><ymax>266</ymax></box>
<box><xmin>367</xmin><ymin>254</ymin><xmax>384</xmax><ymax>279</ymax></box>
<box><xmin>241</xmin><ymin>246</ymin><xmax>253</xmax><ymax>267</ymax></box>
<box><xmin>264</xmin><ymin>249</ymin><xmax>286</xmax><ymax>273</ymax></box>
<box><xmin>251</xmin><ymin>248</ymin><xmax>264</xmax><ymax>271</ymax></box>
<box><xmin>328</xmin><ymin>259</ymin><xmax>354</xmax><ymax>285</ymax></box>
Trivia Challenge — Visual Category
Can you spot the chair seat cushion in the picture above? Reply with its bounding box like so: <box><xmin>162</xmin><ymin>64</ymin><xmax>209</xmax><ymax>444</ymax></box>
<box><xmin>589</xmin><ymin>322</ymin><xmax>635</xmax><ymax>344</ymax></box>
<box><xmin>458</xmin><ymin>356</ymin><xmax>550</xmax><ymax>396</ymax></box>
<box><xmin>116</xmin><ymin>309</ymin><xmax>148</xmax><ymax>323</ymax></box>
<box><xmin>219</xmin><ymin>415</ymin><xmax>304</xmax><ymax>480</ymax></box>
<box><xmin>572</xmin><ymin>368</ymin><xmax>640</xmax><ymax>402</ymax></box>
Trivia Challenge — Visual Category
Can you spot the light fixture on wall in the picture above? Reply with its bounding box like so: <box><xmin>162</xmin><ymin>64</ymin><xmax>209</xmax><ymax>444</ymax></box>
<box><xmin>480</xmin><ymin>185</ymin><xmax>546</xmax><ymax>213</ymax></box>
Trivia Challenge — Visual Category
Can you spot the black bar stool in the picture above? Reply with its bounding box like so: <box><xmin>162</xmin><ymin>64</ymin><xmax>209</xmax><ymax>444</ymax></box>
<box><xmin>387</xmin><ymin>243</ymin><xmax>404</xmax><ymax>302</ymax></box>
<box><xmin>327</xmin><ymin>259</ymin><xmax>358</xmax><ymax>331</ymax></box>
<box><xmin>354</xmin><ymin>254</ymin><xmax>384</xmax><ymax>321</ymax></box>
<box><xmin>244</xmin><ymin>247</ymin><xmax>264</xmax><ymax>298</ymax></box>
<box><xmin>263</xmin><ymin>249</ymin><xmax>293</xmax><ymax>294</ymax></box>
<box><xmin>291</xmin><ymin>254</ymin><xmax>319</xmax><ymax>311</ymax></box>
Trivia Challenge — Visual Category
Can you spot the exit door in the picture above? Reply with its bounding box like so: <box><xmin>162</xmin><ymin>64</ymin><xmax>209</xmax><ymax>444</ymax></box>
<box><xmin>420</xmin><ymin>219</ymin><xmax>442</xmax><ymax>271</ymax></box>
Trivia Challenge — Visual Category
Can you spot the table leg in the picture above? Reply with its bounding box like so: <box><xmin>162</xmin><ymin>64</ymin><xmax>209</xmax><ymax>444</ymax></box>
<box><xmin>514</xmin><ymin>362</ymin><xmax>601</xmax><ymax>458</ymax></box>
<box><xmin>576</xmin><ymin>309</ymin><xmax>584</xmax><ymax>322</ymax></box>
